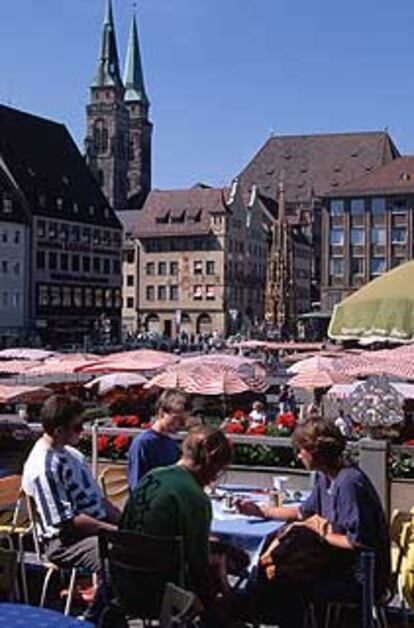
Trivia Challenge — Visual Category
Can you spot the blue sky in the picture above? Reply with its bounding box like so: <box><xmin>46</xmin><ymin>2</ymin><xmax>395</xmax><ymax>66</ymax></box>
<box><xmin>1</xmin><ymin>0</ymin><xmax>414</xmax><ymax>189</ymax></box>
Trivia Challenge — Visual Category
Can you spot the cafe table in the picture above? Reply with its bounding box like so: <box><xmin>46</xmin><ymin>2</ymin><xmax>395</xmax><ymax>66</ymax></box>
<box><xmin>0</xmin><ymin>604</ymin><xmax>94</xmax><ymax>627</ymax></box>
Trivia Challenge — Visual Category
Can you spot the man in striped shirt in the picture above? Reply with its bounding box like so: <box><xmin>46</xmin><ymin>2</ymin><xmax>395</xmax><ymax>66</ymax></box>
<box><xmin>22</xmin><ymin>394</ymin><xmax>120</xmax><ymax>619</ymax></box>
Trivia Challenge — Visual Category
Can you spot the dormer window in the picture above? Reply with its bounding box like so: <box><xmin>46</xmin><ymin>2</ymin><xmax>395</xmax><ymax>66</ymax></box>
<box><xmin>155</xmin><ymin>211</ymin><xmax>170</xmax><ymax>224</ymax></box>
<box><xmin>104</xmin><ymin>208</ymin><xmax>109</xmax><ymax>219</ymax></box>
<box><xmin>73</xmin><ymin>202</ymin><xmax>79</xmax><ymax>214</ymax></box>
<box><xmin>2</xmin><ymin>194</ymin><xmax>12</xmax><ymax>214</ymax></box>
<box><xmin>89</xmin><ymin>205</ymin><xmax>95</xmax><ymax>217</ymax></box>
<box><xmin>399</xmin><ymin>172</ymin><xmax>411</xmax><ymax>182</ymax></box>
<box><xmin>56</xmin><ymin>198</ymin><xmax>63</xmax><ymax>210</ymax></box>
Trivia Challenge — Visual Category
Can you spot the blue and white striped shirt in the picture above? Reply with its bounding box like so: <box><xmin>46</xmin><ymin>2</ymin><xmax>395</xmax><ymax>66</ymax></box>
<box><xmin>22</xmin><ymin>437</ymin><xmax>107</xmax><ymax>539</ymax></box>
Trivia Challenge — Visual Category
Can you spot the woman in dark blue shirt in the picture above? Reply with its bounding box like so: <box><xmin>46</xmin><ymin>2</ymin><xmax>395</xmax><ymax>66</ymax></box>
<box><xmin>236</xmin><ymin>417</ymin><xmax>391</xmax><ymax>624</ymax></box>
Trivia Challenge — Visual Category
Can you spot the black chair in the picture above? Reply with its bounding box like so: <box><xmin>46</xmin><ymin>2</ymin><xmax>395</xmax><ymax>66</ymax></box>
<box><xmin>98</xmin><ymin>529</ymin><xmax>187</xmax><ymax>626</ymax></box>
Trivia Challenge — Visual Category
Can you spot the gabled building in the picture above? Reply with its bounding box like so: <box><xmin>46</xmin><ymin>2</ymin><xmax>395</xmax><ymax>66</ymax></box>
<box><xmin>238</xmin><ymin>131</ymin><xmax>399</xmax><ymax>302</ymax></box>
<box><xmin>322</xmin><ymin>156</ymin><xmax>414</xmax><ymax>312</ymax></box>
<box><xmin>0</xmin><ymin>105</ymin><xmax>123</xmax><ymax>347</ymax></box>
<box><xmin>119</xmin><ymin>182</ymin><xmax>268</xmax><ymax>337</ymax></box>
<box><xmin>85</xmin><ymin>0</ymin><xmax>152</xmax><ymax>210</ymax></box>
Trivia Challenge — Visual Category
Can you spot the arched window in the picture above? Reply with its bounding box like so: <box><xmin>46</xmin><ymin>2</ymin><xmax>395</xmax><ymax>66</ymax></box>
<box><xmin>93</xmin><ymin>120</ymin><xmax>108</xmax><ymax>154</ymax></box>
<box><xmin>146</xmin><ymin>313</ymin><xmax>160</xmax><ymax>334</ymax></box>
<box><xmin>197</xmin><ymin>313</ymin><xmax>212</xmax><ymax>335</ymax></box>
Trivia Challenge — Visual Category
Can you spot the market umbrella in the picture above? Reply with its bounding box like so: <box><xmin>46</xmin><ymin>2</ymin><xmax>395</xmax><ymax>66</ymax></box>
<box><xmin>329</xmin><ymin>261</ymin><xmax>414</xmax><ymax>343</ymax></box>
<box><xmin>289</xmin><ymin>369</ymin><xmax>353</xmax><ymax>390</ymax></box>
<box><xmin>0</xmin><ymin>360</ymin><xmax>42</xmax><ymax>375</ymax></box>
<box><xmin>181</xmin><ymin>354</ymin><xmax>266</xmax><ymax>378</ymax></box>
<box><xmin>287</xmin><ymin>355</ymin><xmax>339</xmax><ymax>375</ymax></box>
<box><xmin>0</xmin><ymin>384</ymin><xmax>52</xmax><ymax>404</ymax></box>
<box><xmin>77</xmin><ymin>349</ymin><xmax>180</xmax><ymax>374</ymax></box>
<box><xmin>84</xmin><ymin>372</ymin><xmax>148</xmax><ymax>395</ymax></box>
<box><xmin>146</xmin><ymin>363</ymin><xmax>268</xmax><ymax>395</ymax></box>
<box><xmin>27</xmin><ymin>353</ymin><xmax>99</xmax><ymax>376</ymax></box>
<box><xmin>0</xmin><ymin>348</ymin><xmax>58</xmax><ymax>361</ymax></box>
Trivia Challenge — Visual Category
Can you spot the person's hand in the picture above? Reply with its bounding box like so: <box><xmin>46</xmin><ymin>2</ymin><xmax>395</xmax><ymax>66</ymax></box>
<box><xmin>302</xmin><ymin>514</ymin><xmax>331</xmax><ymax>538</ymax></box>
<box><xmin>234</xmin><ymin>498</ymin><xmax>267</xmax><ymax>518</ymax></box>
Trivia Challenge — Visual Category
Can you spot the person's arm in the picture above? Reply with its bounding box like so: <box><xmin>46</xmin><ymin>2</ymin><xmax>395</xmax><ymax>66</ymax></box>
<box><xmin>235</xmin><ymin>499</ymin><xmax>301</xmax><ymax>521</ymax></box>
<box><xmin>103</xmin><ymin>498</ymin><xmax>122</xmax><ymax>524</ymax></box>
<box><xmin>70</xmin><ymin>513</ymin><xmax>117</xmax><ymax>536</ymax></box>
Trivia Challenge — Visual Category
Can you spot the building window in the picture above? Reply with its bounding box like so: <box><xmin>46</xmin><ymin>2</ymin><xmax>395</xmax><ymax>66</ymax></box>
<box><xmin>126</xmin><ymin>297</ymin><xmax>134</xmax><ymax>309</ymax></box>
<box><xmin>1</xmin><ymin>260</ymin><xmax>8</xmax><ymax>274</ymax></box>
<box><xmin>146</xmin><ymin>285</ymin><xmax>155</xmax><ymax>301</ymax></box>
<box><xmin>72</xmin><ymin>256</ymin><xmax>80</xmax><ymax>272</ymax></box>
<box><xmin>103</xmin><ymin>258</ymin><xmax>111</xmax><ymax>274</ymax></box>
<box><xmin>372</xmin><ymin>198</ymin><xmax>386</xmax><ymax>215</ymax></box>
<box><xmin>371</xmin><ymin>228</ymin><xmax>386</xmax><ymax>245</ymax></box>
<box><xmin>62</xmin><ymin>287</ymin><xmax>72</xmax><ymax>307</ymax></box>
<box><xmin>392</xmin><ymin>200</ymin><xmax>407</xmax><ymax>215</ymax></box>
<box><xmin>84</xmin><ymin>288</ymin><xmax>93</xmax><ymax>308</ymax></box>
<box><xmin>158</xmin><ymin>285</ymin><xmax>167</xmax><ymax>300</ymax></box>
<box><xmin>72</xmin><ymin>287</ymin><xmax>82</xmax><ymax>307</ymax></box>
<box><xmin>170</xmin><ymin>261</ymin><xmax>179</xmax><ymax>275</ymax></box>
<box><xmin>1</xmin><ymin>231</ymin><xmax>7</xmax><ymax>243</ymax></box>
<box><xmin>93</xmin><ymin>229</ymin><xmax>101</xmax><ymax>245</ymax></box>
<box><xmin>103</xmin><ymin>231</ymin><xmax>111</xmax><ymax>246</ymax></box>
<box><xmin>14</xmin><ymin>231</ymin><xmax>20</xmax><ymax>244</ymax></box>
<box><xmin>56</xmin><ymin>198</ymin><xmax>63</xmax><ymax>211</ymax></box>
<box><xmin>83</xmin><ymin>256</ymin><xmax>91</xmax><ymax>272</ymax></box>
<box><xmin>38</xmin><ymin>284</ymin><xmax>49</xmax><ymax>307</ymax></box>
<box><xmin>13</xmin><ymin>262</ymin><xmax>20</xmax><ymax>275</ymax></box>
<box><xmin>126</xmin><ymin>274</ymin><xmax>134</xmax><ymax>287</ymax></box>
<box><xmin>158</xmin><ymin>261</ymin><xmax>167</xmax><ymax>276</ymax></box>
<box><xmin>371</xmin><ymin>257</ymin><xmax>386</xmax><ymax>275</ymax></box>
<box><xmin>71</xmin><ymin>226</ymin><xmax>80</xmax><ymax>243</ymax></box>
<box><xmin>206</xmin><ymin>285</ymin><xmax>215</xmax><ymax>300</ymax></box>
<box><xmin>48</xmin><ymin>222</ymin><xmax>57</xmax><ymax>238</ymax></box>
<box><xmin>193</xmin><ymin>285</ymin><xmax>203</xmax><ymax>300</ymax></box>
<box><xmin>113</xmin><ymin>259</ymin><xmax>121</xmax><ymax>274</ymax></box>
<box><xmin>37</xmin><ymin>220</ymin><xmax>46</xmax><ymax>237</ymax></box>
<box><xmin>12</xmin><ymin>292</ymin><xmax>20</xmax><ymax>308</ymax></box>
<box><xmin>146</xmin><ymin>262</ymin><xmax>155</xmax><ymax>275</ymax></box>
<box><xmin>330</xmin><ymin>200</ymin><xmax>344</xmax><ymax>216</ymax></box>
<box><xmin>127</xmin><ymin>250</ymin><xmax>135</xmax><ymax>264</ymax></box>
<box><xmin>37</xmin><ymin>251</ymin><xmax>45</xmax><ymax>270</ymax></box>
<box><xmin>93</xmin><ymin>119</ymin><xmax>109</xmax><ymax>154</ymax></box>
<box><xmin>95</xmin><ymin>288</ymin><xmax>103</xmax><ymax>308</ymax></box>
<box><xmin>105</xmin><ymin>289</ymin><xmax>112</xmax><ymax>308</ymax></box>
<box><xmin>350</xmin><ymin>199</ymin><xmax>365</xmax><ymax>215</ymax></box>
<box><xmin>330</xmin><ymin>229</ymin><xmax>344</xmax><ymax>246</ymax></box>
<box><xmin>170</xmin><ymin>285</ymin><xmax>178</xmax><ymax>301</ymax></box>
<box><xmin>50</xmin><ymin>286</ymin><xmax>61</xmax><ymax>307</ymax></box>
<box><xmin>59</xmin><ymin>224</ymin><xmax>69</xmax><ymax>242</ymax></box>
<box><xmin>351</xmin><ymin>228</ymin><xmax>365</xmax><ymax>246</ymax></box>
<box><xmin>82</xmin><ymin>228</ymin><xmax>91</xmax><ymax>244</ymax></box>
<box><xmin>392</xmin><ymin>228</ymin><xmax>407</xmax><ymax>244</ymax></box>
<box><xmin>193</xmin><ymin>260</ymin><xmax>203</xmax><ymax>275</ymax></box>
<box><xmin>351</xmin><ymin>257</ymin><xmax>364</xmax><ymax>275</ymax></box>
<box><xmin>2</xmin><ymin>194</ymin><xmax>12</xmax><ymax>214</ymax></box>
<box><xmin>206</xmin><ymin>261</ymin><xmax>215</xmax><ymax>275</ymax></box>
<box><xmin>49</xmin><ymin>252</ymin><xmax>57</xmax><ymax>270</ymax></box>
<box><xmin>60</xmin><ymin>254</ymin><xmax>69</xmax><ymax>271</ymax></box>
<box><xmin>93</xmin><ymin>257</ymin><xmax>101</xmax><ymax>274</ymax></box>
<box><xmin>329</xmin><ymin>258</ymin><xmax>344</xmax><ymax>277</ymax></box>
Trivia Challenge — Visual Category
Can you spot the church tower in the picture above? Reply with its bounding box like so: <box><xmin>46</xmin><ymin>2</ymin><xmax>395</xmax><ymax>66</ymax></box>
<box><xmin>123</xmin><ymin>13</ymin><xmax>152</xmax><ymax>208</ymax></box>
<box><xmin>85</xmin><ymin>1</ymin><xmax>152</xmax><ymax>210</ymax></box>
<box><xmin>85</xmin><ymin>0</ymin><xmax>129</xmax><ymax>210</ymax></box>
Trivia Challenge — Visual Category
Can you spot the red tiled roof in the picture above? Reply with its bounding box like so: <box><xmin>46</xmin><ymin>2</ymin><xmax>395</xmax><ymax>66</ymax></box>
<box><xmin>238</xmin><ymin>131</ymin><xmax>399</xmax><ymax>205</ymax></box>
<box><xmin>118</xmin><ymin>187</ymin><xmax>230</xmax><ymax>237</ymax></box>
<box><xmin>324</xmin><ymin>156</ymin><xmax>414</xmax><ymax>197</ymax></box>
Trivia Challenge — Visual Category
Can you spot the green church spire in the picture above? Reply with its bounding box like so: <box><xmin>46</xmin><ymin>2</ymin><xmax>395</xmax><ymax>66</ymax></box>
<box><xmin>123</xmin><ymin>13</ymin><xmax>148</xmax><ymax>104</ymax></box>
<box><xmin>92</xmin><ymin>0</ymin><xmax>122</xmax><ymax>88</ymax></box>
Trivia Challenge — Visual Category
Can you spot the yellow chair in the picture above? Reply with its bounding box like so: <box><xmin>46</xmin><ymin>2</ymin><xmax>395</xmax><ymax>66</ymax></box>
<box><xmin>0</xmin><ymin>475</ymin><xmax>31</xmax><ymax>602</ymax></box>
<box><xmin>99</xmin><ymin>465</ymin><xmax>129</xmax><ymax>509</ymax></box>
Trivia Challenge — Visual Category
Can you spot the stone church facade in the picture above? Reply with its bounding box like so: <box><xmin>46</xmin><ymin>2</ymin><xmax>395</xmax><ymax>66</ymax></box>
<box><xmin>85</xmin><ymin>0</ymin><xmax>152</xmax><ymax>211</ymax></box>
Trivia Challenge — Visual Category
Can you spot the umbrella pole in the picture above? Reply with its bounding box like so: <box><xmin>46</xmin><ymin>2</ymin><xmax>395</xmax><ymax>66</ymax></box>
<box><xmin>91</xmin><ymin>420</ymin><xmax>99</xmax><ymax>479</ymax></box>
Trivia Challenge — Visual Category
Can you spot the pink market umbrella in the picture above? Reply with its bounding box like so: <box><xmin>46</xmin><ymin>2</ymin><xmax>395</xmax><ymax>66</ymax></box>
<box><xmin>289</xmin><ymin>369</ymin><xmax>353</xmax><ymax>390</ymax></box>
<box><xmin>0</xmin><ymin>384</ymin><xmax>52</xmax><ymax>404</ymax></box>
<box><xmin>181</xmin><ymin>354</ymin><xmax>266</xmax><ymax>378</ymax></box>
<box><xmin>28</xmin><ymin>353</ymin><xmax>99</xmax><ymax>376</ymax></box>
<box><xmin>0</xmin><ymin>348</ymin><xmax>57</xmax><ymax>361</ymax></box>
<box><xmin>287</xmin><ymin>355</ymin><xmax>340</xmax><ymax>375</ymax></box>
<box><xmin>146</xmin><ymin>364</ymin><xmax>268</xmax><ymax>395</ymax></box>
<box><xmin>84</xmin><ymin>372</ymin><xmax>148</xmax><ymax>395</ymax></box>
<box><xmin>0</xmin><ymin>360</ymin><xmax>42</xmax><ymax>374</ymax></box>
<box><xmin>77</xmin><ymin>349</ymin><xmax>180</xmax><ymax>374</ymax></box>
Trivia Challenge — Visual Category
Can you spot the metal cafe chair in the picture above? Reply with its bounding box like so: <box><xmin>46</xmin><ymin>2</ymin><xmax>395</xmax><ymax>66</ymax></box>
<box><xmin>99</xmin><ymin>529</ymin><xmax>187</xmax><ymax>626</ymax></box>
<box><xmin>98</xmin><ymin>465</ymin><xmax>129</xmax><ymax>509</ymax></box>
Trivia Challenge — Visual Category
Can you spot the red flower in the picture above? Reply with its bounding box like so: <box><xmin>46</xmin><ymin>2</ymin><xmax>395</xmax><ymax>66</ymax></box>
<box><xmin>111</xmin><ymin>415</ymin><xmax>124</xmax><ymax>427</ymax></box>
<box><xmin>246</xmin><ymin>424</ymin><xmax>266</xmax><ymax>436</ymax></box>
<box><xmin>233</xmin><ymin>409</ymin><xmax>247</xmax><ymax>420</ymax></box>
<box><xmin>276</xmin><ymin>413</ymin><xmax>297</xmax><ymax>431</ymax></box>
<box><xmin>140</xmin><ymin>422</ymin><xmax>152</xmax><ymax>430</ymax></box>
<box><xmin>113</xmin><ymin>434</ymin><xmax>131</xmax><ymax>452</ymax></box>
<box><xmin>403</xmin><ymin>439</ymin><xmax>414</xmax><ymax>446</ymax></box>
<box><xmin>97</xmin><ymin>435</ymin><xmax>109</xmax><ymax>454</ymax></box>
<box><xmin>125</xmin><ymin>415</ymin><xmax>140</xmax><ymax>427</ymax></box>
<box><xmin>224</xmin><ymin>422</ymin><xmax>245</xmax><ymax>434</ymax></box>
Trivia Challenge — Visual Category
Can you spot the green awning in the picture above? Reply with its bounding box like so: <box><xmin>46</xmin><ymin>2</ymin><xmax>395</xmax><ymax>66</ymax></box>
<box><xmin>328</xmin><ymin>261</ymin><xmax>414</xmax><ymax>343</ymax></box>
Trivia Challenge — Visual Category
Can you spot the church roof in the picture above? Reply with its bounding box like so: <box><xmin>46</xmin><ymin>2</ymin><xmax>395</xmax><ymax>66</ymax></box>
<box><xmin>238</xmin><ymin>131</ymin><xmax>399</xmax><ymax>205</ymax></box>
<box><xmin>124</xmin><ymin>14</ymin><xmax>148</xmax><ymax>104</ymax></box>
<box><xmin>324</xmin><ymin>156</ymin><xmax>414</xmax><ymax>197</ymax></box>
<box><xmin>92</xmin><ymin>0</ymin><xmax>122</xmax><ymax>89</ymax></box>
<box><xmin>0</xmin><ymin>105</ymin><xmax>121</xmax><ymax>228</ymax></box>
<box><xmin>119</xmin><ymin>188</ymin><xmax>230</xmax><ymax>238</ymax></box>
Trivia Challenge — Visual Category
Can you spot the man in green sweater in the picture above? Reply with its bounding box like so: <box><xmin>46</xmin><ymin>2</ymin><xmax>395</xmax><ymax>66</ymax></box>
<box><xmin>120</xmin><ymin>426</ymin><xmax>232</xmax><ymax>598</ymax></box>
